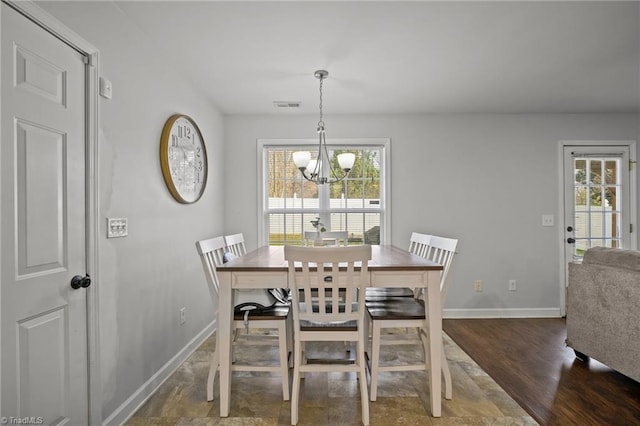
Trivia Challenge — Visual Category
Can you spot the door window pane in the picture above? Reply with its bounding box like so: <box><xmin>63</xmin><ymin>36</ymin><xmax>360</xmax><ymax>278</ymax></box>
<box><xmin>605</xmin><ymin>160</ymin><xmax>618</xmax><ymax>185</ymax></box>
<box><xmin>575</xmin><ymin>159</ymin><xmax>587</xmax><ymax>184</ymax></box>
<box><xmin>590</xmin><ymin>160</ymin><xmax>602</xmax><ymax>184</ymax></box>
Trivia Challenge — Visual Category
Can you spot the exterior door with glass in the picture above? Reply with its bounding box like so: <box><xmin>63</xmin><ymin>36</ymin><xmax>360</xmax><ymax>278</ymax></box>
<box><xmin>562</xmin><ymin>143</ymin><xmax>636</xmax><ymax>313</ymax></box>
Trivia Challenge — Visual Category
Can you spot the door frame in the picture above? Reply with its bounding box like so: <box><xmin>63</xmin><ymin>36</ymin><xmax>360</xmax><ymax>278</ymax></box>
<box><xmin>558</xmin><ymin>140</ymin><xmax>637</xmax><ymax>316</ymax></box>
<box><xmin>0</xmin><ymin>1</ymin><xmax>101</xmax><ymax>423</ymax></box>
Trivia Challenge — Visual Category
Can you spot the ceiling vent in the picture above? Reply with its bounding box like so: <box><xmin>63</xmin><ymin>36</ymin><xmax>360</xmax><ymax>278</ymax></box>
<box><xmin>273</xmin><ymin>101</ymin><xmax>301</xmax><ymax>108</ymax></box>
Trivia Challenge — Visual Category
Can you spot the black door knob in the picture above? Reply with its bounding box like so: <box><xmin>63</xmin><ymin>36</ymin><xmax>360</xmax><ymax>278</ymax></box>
<box><xmin>567</xmin><ymin>238</ymin><xmax>576</xmax><ymax>244</ymax></box>
<box><xmin>567</xmin><ymin>226</ymin><xmax>574</xmax><ymax>232</ymax></box>
<box><xmin>70</xmin><ymin>274</ymin><xmax>91</xmax><ymax>289</ymax></box>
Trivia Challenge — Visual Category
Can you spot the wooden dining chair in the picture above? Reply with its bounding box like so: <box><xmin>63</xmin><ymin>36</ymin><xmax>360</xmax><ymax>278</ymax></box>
<box><xmin>223</xmin><ymin>233</ymin><xmax>247</xmax><ymax>257</ymax></box>
<box><xmin>303</xmin><ymin>230</ymin><xmax>349</xmax><ymax>246</ymax></box>
<box><xmin>365</xmin><ymin>232</ymin><xmax>431</xmax><ymax>300</ymax></box>
<box><xmin>195</xmin><ymin>236</ymin><xmax>291</xmax><ymax>403</ymax></box>
<box><xmin>365</xmin><ymin>235</ymin><xmax>458</xmax><ymax>401</ymax></box>
<box><xmin>284</xmin><ymin>245</ymin><xmax>372</xmax><ymax>426</ymax></box>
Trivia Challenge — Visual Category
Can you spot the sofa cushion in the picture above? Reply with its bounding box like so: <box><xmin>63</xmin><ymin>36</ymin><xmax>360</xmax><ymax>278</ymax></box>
<box><xmin>582</xmin><ymin>247</ymin><xmax>640</xmax><ymax>272</ymax></box>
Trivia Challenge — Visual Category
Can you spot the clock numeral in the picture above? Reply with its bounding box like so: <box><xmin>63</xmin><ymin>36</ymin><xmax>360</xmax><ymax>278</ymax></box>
<box><xmin>171</xmin><ymin>134</ymin><xmax>178</xmax><ymax>147</ymax></box>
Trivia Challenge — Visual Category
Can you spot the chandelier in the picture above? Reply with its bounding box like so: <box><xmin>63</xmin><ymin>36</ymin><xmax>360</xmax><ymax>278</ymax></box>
<box><xmin>292</xmin><ymin>70</ymin><xmax>355</xmax><ymax>184</ymax></box>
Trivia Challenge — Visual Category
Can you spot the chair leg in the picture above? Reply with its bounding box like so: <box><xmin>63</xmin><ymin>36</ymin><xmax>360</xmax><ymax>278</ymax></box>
<box><xmin>419</xmin><ymin>327</ymin><xmax>452</xmax><ymax>399</ymax></box>
<box><xmin>442</xmin><ymin>344</ymin><xmax>452</xmax><ymax>399</ymax></box>
<box><xmin>232</xmin><ymin>328</ymin><xmax>240</xmax><ymax>363</ymax></box>
<box><xmin>358</xmin><ymin>331</ymin><xmax>370</xmax><ymax>425</ymax></box>
<box><xmin>300</xmin><ymin>341</ymin><xmax>307</xmax><ymax>379</ymax></box>
<box><xmin>369</xmin><ymin>321</ymin><xmax>381</xmax><ymax>401</ymax></box>
<box><xmin>278</xmin><ymin>322</ymin><xmax>290</xmax><ymax>401</ymax></box>
<box><xmin>363</xmin><ymin>314</ymin><xmax>371</xmax><ymax>357</ymax></box>
<box><xmin>207</xmin><ymin>342</ymin><xmax>219</xmax><ymax>402</ymax></box>
<box><xmin>291</xmin><ymin>339</ymin><xmax>303</xmax><ymax>425</ymax></box>
<box><xmin>287</xmin><ymin>315</ymin><xmax>294</xmax><ymax>368</ymax></box>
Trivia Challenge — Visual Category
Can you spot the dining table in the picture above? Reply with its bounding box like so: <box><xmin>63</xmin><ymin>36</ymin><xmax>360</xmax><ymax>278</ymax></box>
<box><xmin>215</xmin><ymin>244</ymin><xmax>445</xmax><ymax>417</ymax></box>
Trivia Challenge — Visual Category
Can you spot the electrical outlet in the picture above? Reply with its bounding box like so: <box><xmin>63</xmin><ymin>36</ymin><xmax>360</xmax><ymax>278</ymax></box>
<box><xmin>474</xmin><ymin>280</ymin><xmax>483</xmax><ymax>292</ymax></box>
<box><xmin>180</xmin><ymin>307</ymin><xmax>186</xmax><ymax>325</ymax></box>
<box><xmin>509</xmin><ymin>279</ymin><xmax>517</xmax><ymax>291</ymax></box>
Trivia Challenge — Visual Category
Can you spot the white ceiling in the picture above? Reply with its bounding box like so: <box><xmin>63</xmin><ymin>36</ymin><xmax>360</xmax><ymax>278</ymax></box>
<box><xmin>114</xmin><ymin>1</ymin><xmax>639</xmax><ymax>115</ymax></box>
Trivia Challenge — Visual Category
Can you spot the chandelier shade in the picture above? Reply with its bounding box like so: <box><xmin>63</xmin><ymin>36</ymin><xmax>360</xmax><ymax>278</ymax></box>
<box><xmin>292</xmin><ymin>70</ymin><xmax>355</xmax><ymax>185</ymax></box>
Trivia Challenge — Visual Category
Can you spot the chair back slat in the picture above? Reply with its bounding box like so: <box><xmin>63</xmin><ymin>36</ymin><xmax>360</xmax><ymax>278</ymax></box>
<box><xmin>195</xmin><ymin>236</ymin><xmax>227</xmax><ymax>298</ymax></box>
<box><xmin>425</xmin><ymin>236</ymin><xmax>459</xmax><ymax>302</ymax></box>
<box><xmin>408</xmin><ymin>232</ymin><xmax>431</xmax><ymax>258</ymax></box>
<box><xmin>285</xmin><ymin>245</ymin><xmax>371</xmax><ymax>324</ymax></box>
<box><xmin>224</xmin><ymin>233</ymin><xmax>247</xmax><ymax>256</ymax></box>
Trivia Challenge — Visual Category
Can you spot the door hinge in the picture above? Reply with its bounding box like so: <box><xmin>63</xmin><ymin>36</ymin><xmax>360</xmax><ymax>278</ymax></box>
<box><xmin>630</xmin><ymin>160</ymin><xmax>637</xmax><ymax>171</ymax></box>
<box><xmin>631</xmin><ymin>224</ymin><xmax>634</xmax><ymax>233</ymax></box>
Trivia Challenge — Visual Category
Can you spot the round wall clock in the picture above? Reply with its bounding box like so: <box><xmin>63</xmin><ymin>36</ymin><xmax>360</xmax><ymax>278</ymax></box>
<box><xmin>159</xmin><ymin>114</ymin><xmax>208</xmax><ymax>204</ymax></box>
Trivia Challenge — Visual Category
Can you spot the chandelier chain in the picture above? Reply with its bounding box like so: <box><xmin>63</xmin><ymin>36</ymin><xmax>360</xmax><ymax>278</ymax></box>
<box><xmin>318</xmin><ymin>75</ymin><xmax>324</xmax><ymax>127</ymax></box>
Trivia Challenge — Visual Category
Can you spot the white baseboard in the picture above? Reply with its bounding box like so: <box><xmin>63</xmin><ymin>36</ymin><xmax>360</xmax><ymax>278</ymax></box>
<box><xmin>103</xmin><ymin>320</ymin><xmax>216</xmax><ymax>426</ymax></box>
<box><xmin>444</xmin><ymin>307</ymin><xmax>562</xmax><ymax>319</ymax></box>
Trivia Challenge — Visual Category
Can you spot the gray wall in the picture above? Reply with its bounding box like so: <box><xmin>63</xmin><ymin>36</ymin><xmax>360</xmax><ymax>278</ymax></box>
<box><xmin>37</xmin><ymin>2</ymin><xmax>225</xmax><ymax>419</ymax></box>
<box><xmin>224</xmin><ymin>113</ymin><xmax>639</xmax><ymax>315</ymax></box>
<box><xmin>31</xmin><ymin>1</ymin><xmax>640</xmax><ymax>422</ymax></box>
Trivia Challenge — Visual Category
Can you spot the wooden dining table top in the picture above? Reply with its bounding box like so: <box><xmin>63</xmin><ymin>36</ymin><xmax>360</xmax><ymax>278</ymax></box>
<box><xmin>216</xmin><ymin>244</ymin><xmax>444</xmax><ymax>272</ymax></box>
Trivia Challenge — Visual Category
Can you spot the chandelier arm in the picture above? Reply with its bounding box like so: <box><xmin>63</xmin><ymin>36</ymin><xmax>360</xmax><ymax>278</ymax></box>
<box><xmin>300</xmin><ymin>171</ymin><xmax>315</xmax><ymax>183</ymax></box>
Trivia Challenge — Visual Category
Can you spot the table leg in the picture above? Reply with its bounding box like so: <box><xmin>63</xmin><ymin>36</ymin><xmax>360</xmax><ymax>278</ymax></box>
<box><xmin>426</xmin><ymin>270</ymin><xmax>442</xmax><ymax>417</ymax></box>
<box><xmin>217</xmin><ymin>271</ymin><xmax>233</xmax><ymax>417</ymax></box>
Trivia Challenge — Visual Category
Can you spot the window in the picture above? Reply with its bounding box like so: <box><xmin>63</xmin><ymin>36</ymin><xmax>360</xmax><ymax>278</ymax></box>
<box><xmin>572</xmin><ymin>156</ymin><xmax>624</xmax><ymax>253</ymax></box>
<box><xmin>259</xmin><ymin>139</ymin><xmax>390</xmax><ymax>246</ymax></box>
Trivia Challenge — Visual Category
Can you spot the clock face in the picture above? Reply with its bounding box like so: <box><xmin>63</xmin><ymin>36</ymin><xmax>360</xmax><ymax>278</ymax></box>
<box><xmin>160</xmin><ymin>114</ymin><xmax>208</xmax><ymax>203</ymax></box>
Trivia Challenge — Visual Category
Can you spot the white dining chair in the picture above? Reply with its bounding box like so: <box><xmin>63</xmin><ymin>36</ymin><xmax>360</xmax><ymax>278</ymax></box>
<box><xmin>365</xmin><ymin>232</ymin><xmax>431</xmax><ymax>300</ymax></box>
<box><xmin>303</xmin><ymin>230</ymin><xmax>349</xmax><ymax>246</ymax></box>
<box><xmin>195</xmin><ymin>236</ymin><xmax>291</xmax><ymax>403</ymax></box>
<box><xmin>224</xmin><ymin>233</ymin><xmax>247</xmax><ymax>257</ymax></box>
<box><xmin>285</xmin><ymin>245</ymin><xmax>372</xmax><ymax>426</ymax></box>
<box><xmin>365</xmin><ymin>235</ymin><xmax>458</xmax><ymax>401</ymax></box>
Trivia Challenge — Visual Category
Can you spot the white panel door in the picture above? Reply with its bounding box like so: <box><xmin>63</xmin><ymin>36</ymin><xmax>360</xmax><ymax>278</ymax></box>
<box><xmin>1</xmin><ymin>3</ymin><xmax>89</xmax><ymax>423</ymax></box>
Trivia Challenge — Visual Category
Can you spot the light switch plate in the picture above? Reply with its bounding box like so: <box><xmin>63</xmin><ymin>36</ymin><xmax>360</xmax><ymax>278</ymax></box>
<box><xmin>107</xmin><ymin>217</ymin><xmax>128</xmax><ymax>238</ymax></box>
<box><xmin>542</xmin><ymin>214</ymin><xmax>554</xmax><ymax>227</ymax></box>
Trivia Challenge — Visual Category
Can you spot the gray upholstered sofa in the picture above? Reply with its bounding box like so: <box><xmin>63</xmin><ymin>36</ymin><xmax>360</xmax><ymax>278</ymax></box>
<box><xmin>566</xmin><ymin>246</ymin><xmax>640</xmax><ymax>382</ymax></box>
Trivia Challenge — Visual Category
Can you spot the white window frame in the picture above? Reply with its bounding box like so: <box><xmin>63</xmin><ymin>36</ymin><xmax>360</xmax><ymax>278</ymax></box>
<box><xmin>257</xmin><ymin>138</ymin><xmax>391</xmax><ymax>246</ymax></box>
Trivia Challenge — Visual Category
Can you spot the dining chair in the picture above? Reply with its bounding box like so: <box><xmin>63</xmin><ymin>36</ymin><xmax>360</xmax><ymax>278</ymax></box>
<box><xmin>284</xmin><ymin>245</ymin><xmax>372</xmax><ymax>426</ymax></box>
<box><xmin>365</xmin><ymin>232</ymin><xmax>431</xmax><ymax>300</ymax></box>
<box><xmin>195</xmin><ymin>236</ymin><xmax>291</xmax><ymax>403</ymax></box>
<box><xmin>303</xmin><ymin>230</ymin><xmax>349</xmax><ymax>246</ymax></box>
<box><xmin>365</xmin><ymin>235</ymin><xmax>458</xmax><ymax>401</ymax></box>
<box><xmin>224</xmin><ymin>232</ymin><xmax>247</xmax><ymax>257</ymax></box>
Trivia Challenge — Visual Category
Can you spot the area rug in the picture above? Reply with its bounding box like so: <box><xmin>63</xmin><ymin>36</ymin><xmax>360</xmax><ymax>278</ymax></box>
<box><xmin>127</xmin><ymin>331</ymin><xmax>538</xmax><ymax>425</ymax></box>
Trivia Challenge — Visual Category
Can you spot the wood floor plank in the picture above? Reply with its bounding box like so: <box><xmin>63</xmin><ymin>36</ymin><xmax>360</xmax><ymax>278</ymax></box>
<box><xmin>443</xmin><ymin>318</ymin><xmax>640</xmax><ymax>425</ymax></box>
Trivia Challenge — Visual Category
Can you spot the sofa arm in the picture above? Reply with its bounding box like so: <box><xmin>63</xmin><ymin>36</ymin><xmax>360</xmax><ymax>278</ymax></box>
<box><xmin>582</xmin><ymin>246</ymin><xmax>640</xmax><ymax>272</ymax></box>
<box><xmin>566</xmin><ymin>260</ymin><xmax>640</xmax><ymax>382</ymax></box>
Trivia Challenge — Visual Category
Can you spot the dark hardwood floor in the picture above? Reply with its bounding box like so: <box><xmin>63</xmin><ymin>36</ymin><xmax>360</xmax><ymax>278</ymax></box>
<box><xmin>443</xmin><ymin>318</ymin><xmax>640</xmax><ymax>426</ymax></box>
